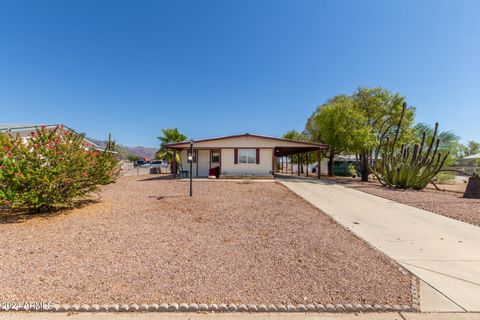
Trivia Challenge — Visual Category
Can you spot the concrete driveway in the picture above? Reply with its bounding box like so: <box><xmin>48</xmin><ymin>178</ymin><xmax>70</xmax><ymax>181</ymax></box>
<box><xmin>279</xmin><ymin>177</ymin><xmax>480</xmax><ymax>312</ymax></box>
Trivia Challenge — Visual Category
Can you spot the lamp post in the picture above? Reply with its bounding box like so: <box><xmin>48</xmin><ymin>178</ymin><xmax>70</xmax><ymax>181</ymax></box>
<box><xmin>188</xmin><ymin>140</ymin><xmax>193</xmax><ymax>197</ymax></box>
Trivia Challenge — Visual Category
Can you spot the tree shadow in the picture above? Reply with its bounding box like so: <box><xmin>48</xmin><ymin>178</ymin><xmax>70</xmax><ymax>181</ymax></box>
<box><xmin>0</xmin><ymin>199</ymin><xmax>100</xmax><ymax>225</ymax></box>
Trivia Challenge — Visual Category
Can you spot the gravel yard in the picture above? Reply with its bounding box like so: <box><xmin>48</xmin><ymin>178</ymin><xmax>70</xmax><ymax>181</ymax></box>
<box><xmin>328</xmin><ymin>177</ymin><xmax>480</xmax><ymax>226</ymax></box>
<box><xmin>0</xmin><ymin>176</ymin><xmax>412</xmax><ymax>305</ymax></box>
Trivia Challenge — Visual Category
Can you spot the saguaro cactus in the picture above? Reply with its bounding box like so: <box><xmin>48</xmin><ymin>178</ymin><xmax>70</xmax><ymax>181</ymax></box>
<box><xmin>371</xmin><ymin>103</ymin><xmax>449</xmax><ymax>190</ymax></box>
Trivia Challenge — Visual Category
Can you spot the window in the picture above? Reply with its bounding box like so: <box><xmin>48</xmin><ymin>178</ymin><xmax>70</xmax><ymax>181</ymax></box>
<box><xmin>238</xmin><ymin>149</ymin><xmax>256</xmax><ymax>164</ymax></box>
<box><xmin>212</xmin><ymin>149</ymin><xmax>220</xmax><ymax>163</ymax></box>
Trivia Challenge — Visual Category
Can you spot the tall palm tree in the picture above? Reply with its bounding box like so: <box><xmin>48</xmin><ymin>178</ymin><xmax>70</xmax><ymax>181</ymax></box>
<box><xmin>156</xmin><ymin>128</ymin><xmax>187</xmax><ymax>168</ymax></box>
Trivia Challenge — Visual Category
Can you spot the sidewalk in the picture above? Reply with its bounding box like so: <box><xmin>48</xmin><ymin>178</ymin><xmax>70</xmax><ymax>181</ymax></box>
<box><xmin>278</xmin><ymin>177</ymin><xmax>480</xmax><ymax>312</ymax></box>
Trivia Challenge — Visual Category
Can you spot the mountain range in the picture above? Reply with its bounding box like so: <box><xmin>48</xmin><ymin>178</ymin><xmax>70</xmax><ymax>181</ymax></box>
<box><xmin>91</xmin><ymin>139</ymin><xmax>158</xmax><ymax>160</ymax></box>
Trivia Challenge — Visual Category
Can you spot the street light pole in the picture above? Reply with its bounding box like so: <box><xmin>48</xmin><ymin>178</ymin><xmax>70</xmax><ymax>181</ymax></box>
<box><xmin>189</xmin><ymin>140</ymin><xmax>193</xmax><ymax>197</ymax></box>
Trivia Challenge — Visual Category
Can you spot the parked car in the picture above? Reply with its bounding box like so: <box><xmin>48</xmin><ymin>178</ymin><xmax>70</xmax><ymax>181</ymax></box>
<box><xmin>134</xmin><ymin>159</ymin><xmax>149</xmax><ymax>167</ymax></box>
<box><xmin>149</xmin><ymin>160</ymin><xmax>169</xmax><ymax>174</ymax></box>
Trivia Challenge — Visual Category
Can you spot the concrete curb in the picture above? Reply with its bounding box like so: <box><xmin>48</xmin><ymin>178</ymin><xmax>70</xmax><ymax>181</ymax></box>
<box><xmin>1</xmin><ymin>303</ymin><xmax>415</xmax><ymax>313</ymax></box>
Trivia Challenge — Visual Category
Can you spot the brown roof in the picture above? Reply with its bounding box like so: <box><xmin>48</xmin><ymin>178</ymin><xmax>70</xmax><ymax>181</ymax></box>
<box><xmin>164</xmin><ymin>133</ymin><xmax>328</xmax><ymax>149</ymax></box>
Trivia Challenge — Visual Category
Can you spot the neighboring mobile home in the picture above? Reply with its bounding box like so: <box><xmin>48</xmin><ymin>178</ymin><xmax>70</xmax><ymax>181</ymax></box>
<box><xmin>164</xmin><ymin>133</ymin><xmax>328</xmax><ymax>179</ymax></box>
<box><xmin>0</xmin><ymin>124</ymin><xmax>100</xmax><ymax>150</ymax></box>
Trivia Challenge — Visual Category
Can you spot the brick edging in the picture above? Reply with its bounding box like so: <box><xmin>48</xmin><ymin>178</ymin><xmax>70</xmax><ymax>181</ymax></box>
<box><xmin>1</xmin><ymin>302</ymin><xmax>415</xmax><ymax>313</ymax></box>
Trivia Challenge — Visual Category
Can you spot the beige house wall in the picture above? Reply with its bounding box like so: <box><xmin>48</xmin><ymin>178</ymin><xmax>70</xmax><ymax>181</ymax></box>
<box><xmin>221</xmin><ymin>148</ymin><xmax>273</xmax><ymax>177</ymax></box>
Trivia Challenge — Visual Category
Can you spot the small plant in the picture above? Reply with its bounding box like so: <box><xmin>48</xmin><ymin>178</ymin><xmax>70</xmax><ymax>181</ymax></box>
<box><xmin>371</xmin><ymin>103</ymin><xmax>449</xmax><ymax>190</ymax></box>
<box><xmin>348</xmin><ymin>163</ymin><xmax>357</xmax><ymax>178</ymax></box>
<box><xmin>434</xmin><ymin>171</ymin><xmax>456</xmax><ymax>185</ymax></box>
<box><xmin>0</xmin><ymin>126</ymin><xmax>120</xmax><ymax>212</ymax></box>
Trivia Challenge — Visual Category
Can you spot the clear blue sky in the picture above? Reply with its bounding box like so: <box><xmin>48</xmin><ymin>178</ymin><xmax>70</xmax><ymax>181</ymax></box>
<box><xmin>1</xmin><ymin>0</ymin><xmax>479</xmax><ymax>147</ymax></box>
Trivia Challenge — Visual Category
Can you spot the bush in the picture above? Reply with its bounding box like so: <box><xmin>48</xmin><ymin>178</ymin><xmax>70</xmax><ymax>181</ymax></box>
<box><xmin>434</xmin><ymin>171</ymin><xmax>456</xmax><ymax>185</ymax></box>
<box><xmin>0</xmin><ymin>126</ymin><xmax>120</xmax><ymax>212</ymax></box>
<box><xmin>348</xmin><ymin>163</ymin><xmax>357</xmax><ymax>177</ymax></box>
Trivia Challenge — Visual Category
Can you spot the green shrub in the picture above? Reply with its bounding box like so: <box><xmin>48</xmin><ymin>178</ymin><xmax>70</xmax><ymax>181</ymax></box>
<box><xmin>348</xmin><ymin>163</ymin><xmax>357</xmax><ymax>177</ymax></box>
<box><xmin>0</xmin><ymin>126</ymin><xmax>120</xmax><ymax>212</ymax></box>
<box><xmin>434</xmin><ymin>171</ymin><xmax>456</xmax><ymax>184</ymax></box>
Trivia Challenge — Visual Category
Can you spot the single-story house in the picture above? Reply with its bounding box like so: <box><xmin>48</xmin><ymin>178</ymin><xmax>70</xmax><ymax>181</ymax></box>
<box><xmin>0</xmin><ymin>124</ymin><xmax>100</xmax><ymax>150</ymax></box>
<box><xmin>456</xmin><ymin>154</ymin><xmax>480</xmax><ymax>167</ymax></box>
<box><xmin>164</xmin><ymin>133</ymin><xmax>328</xmax><ymax>179</ymax></box>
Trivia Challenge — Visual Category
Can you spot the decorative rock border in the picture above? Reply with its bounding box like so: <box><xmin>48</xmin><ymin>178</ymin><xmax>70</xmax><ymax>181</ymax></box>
<box><xmin>1</xmin><ymin>302</ymin><xmax>415</xmax><ymax>313</ymax></box>
<box><xmin>411</xmin><ymin>276</ymin><xmax>420</xmax><ymax>311</ymax></box>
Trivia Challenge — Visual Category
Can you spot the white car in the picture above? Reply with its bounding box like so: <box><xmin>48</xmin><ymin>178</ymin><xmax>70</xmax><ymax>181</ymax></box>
<box><xmin>148</xmin><ymin>160</ymin><xmax>169</xmax><ymax>173</ymax></box>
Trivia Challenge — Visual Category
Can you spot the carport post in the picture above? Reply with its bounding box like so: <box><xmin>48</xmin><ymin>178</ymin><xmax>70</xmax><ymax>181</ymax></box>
<box><xmin>172</xmin><ymin>150</ymin><xmax>177</xmax><ymax>178</ymax></box>
<box><xmin>297</xmin><ymin>155</ymin><xmax>300</xmax><ymax>176</ymax></box>
<box><xmin>317</xmin><ymin>150</ymin><xmax>321</xmax><ymax>179</ymax></box>
<box><xmin>306</xmin><ymin>153</ymin><xmax>309</xmax><ymax>177</ymax></box>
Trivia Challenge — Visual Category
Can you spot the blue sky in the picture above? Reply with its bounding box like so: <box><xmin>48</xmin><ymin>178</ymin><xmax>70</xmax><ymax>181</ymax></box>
<box><xmin>0</xmin><ymin>0</ymin><xmax>479</xmax><ymax>147</ymax></box>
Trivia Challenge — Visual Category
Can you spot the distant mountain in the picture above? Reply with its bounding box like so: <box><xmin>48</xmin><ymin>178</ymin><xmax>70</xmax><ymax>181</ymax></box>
<box><xmin>90</xmin><ymin>139</ymin><xmax>158</xmax><ymax>160</ymax></box>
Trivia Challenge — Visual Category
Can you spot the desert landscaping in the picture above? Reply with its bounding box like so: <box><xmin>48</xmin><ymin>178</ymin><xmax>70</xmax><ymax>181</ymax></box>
<box><xmin>0</xmin><ymin>175</ymin><xmax>413</xmax><ymax>306</ymax></box>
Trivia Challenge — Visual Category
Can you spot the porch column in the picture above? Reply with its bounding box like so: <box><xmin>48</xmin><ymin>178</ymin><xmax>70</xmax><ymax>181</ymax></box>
<box><xmin>172</xmin><ymin>149</ymin><xmax>177</xmax><ymax>178</ymax></box>
<box><xmin>317</xmin><ymin>150</ymin><xmax>321</xmax><ymax>179</ymax></box>
<box><xmin>272</xmin><ymin>153</ymin><xmax>276</xmax><ymax>176</ymax></box>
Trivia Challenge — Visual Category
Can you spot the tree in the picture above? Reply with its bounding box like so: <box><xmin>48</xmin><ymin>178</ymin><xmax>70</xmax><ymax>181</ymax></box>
<box><xmin>351</xmin><ymin>87</ymin><xmax>415</xmax><ymax>181</ymax></box>
<box><xmin>156</xmin><ymin>128</ymin><xmax>187</xmax><ymax>171</ymax></box>
<box><xmin>467</xmin><ymin>140</ymin><xmax>480</xmax><ymax>156</ymax></box>
<box><xmin>127</xmin><ymin>154</ymin><xmax>141</xmax><ymax>162</ymax></box>
<box><xmin>305</xmin><ymin>95</ymin><xmax>374</xmax><ymax>176</ymax></box>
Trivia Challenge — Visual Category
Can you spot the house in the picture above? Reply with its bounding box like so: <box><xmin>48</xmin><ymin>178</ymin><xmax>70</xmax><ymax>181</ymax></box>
<box><xmin>164</xmin><ymin>133</ymin><xmax>328</xmax><ymax>179</ymax></box>
<box><xmin>0</xmin><ymin>124</ymin><xmax>100</xmax><ymax>150</ymax></box>
<box><xmin>454</xmin><ymin>154</ymin><xmax>480</xmax><ymax>175</ymax></box>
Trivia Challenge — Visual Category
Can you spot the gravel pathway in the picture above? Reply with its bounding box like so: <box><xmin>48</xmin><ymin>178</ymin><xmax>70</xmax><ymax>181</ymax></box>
<box><xmin>327</xmin><ymin>177</ymin><xmax>480</xmax><ymax>227</ymax></box>
<box><xmin>0</xmin><ymin>176</ymin><xmax>412</xmax><ymax>305</ymax></box>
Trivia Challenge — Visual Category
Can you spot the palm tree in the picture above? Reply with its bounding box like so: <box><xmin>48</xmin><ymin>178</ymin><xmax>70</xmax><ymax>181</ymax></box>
<box><xmin>412</xmin><ymin>123</ymin><xmax>461</xmax><ymax>165</ymax></box>
<box><xmin>156</xmin><ymin>128</ymin><xmax>187</xmax><ymax>170</ymax></box>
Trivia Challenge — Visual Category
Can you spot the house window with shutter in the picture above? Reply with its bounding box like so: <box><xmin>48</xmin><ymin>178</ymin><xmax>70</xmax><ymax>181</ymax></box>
<box><xmin>238</xmin><ymin>149</ymin><xmax>257</xmax><ymax>164</ymax></box>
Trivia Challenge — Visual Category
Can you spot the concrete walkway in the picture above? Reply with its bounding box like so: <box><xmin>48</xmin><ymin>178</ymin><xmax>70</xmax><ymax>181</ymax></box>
<box><xmin>1</xmin><ymin>312</ymin><xmax>480</xmax><ymax>320</ymax></box>
<box><xmin>278</xmin><ymin>178</ymin><xmax>480</xmax><ymax>312</ymax></box>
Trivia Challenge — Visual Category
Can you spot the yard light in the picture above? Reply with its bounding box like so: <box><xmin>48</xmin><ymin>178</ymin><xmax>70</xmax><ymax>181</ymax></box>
<box><xmin>189</xmin><ymin>140</ymin><xmax>193</xmax><ymax>197</ymax></box>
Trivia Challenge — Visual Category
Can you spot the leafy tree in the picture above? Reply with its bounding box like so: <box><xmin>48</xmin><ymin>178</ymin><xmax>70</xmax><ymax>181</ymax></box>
<box><xmin>156</xmin><ymin>128</ymin><xmax>187</xmax><ymax>171</ymax></box>
<box><xmin>467</xmin><ymin>140</ymin><xmax>480</xmax><ymax>156</ymax></box>
<box><xmin>305</xmin><ymin>95</ymin><xmax>374</xmax><ymax>176</ymax></box>
<box><xmin>127</xmin><ymin>154</ymin><xmax>141</xmax><ymax>162</ymax></box>
<box><xmin>351</xmin><ymin>87</ymin><xmax>415</xmax><ymax>181</ymax></box>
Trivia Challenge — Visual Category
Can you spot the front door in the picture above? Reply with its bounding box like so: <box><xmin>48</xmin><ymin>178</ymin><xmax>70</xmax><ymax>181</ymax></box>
<box><xmin>197</xmin><ymin>149</ymin><xmax>210</xmax><ymax>177</ymax></box>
